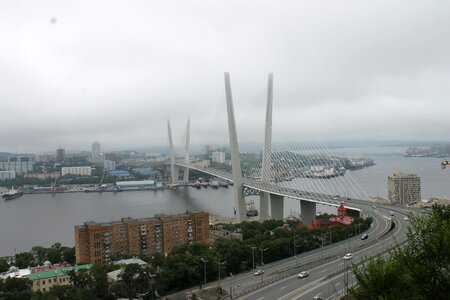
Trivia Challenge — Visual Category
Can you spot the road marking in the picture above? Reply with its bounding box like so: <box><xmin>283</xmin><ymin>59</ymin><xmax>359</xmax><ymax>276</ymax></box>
<box><xmin>322</xmin><ymin>269</ymin><xmax>327</xmax><ymax>273</ymax></box>
<box><xmin>335</xmin><ymin>283</ymin><xmax>341</xmax><ymax>286</ymax></box>
<box><xmin>280</xmin><ymin>286</ymin><xmax>287</xmax><ymax>290</ymax></box>
<box><xmin>257</xmin><ymin>297</ymin><xmax>265</xmax><ymax>300</ymax></box>
<box><xmin>355</xmin><ymin>256</ymin><xmax>359</xmax><ymax>259</ymax></box>
<box><xmin>339</xmin><ymin>263</ymin><xmax>344</xmax><ymax>266</ymax></box>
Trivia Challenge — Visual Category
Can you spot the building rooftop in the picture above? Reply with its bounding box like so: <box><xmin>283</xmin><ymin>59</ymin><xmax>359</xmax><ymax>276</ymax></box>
<box><xmin>113</xmin><ymin>258</ymin><xmax>147</xmax><ymax>266</ymax></box>
<box><xmin>27</xmin><ymin>264</ymin><xmax>92</xmax><ymax>281</ymax></box>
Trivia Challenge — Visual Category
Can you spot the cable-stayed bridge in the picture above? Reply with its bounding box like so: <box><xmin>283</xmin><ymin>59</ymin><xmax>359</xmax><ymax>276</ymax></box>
<box><xmin>167</xmin><ymin>73</ymin><xmax>367</xmax><ymax>225</ymax></box>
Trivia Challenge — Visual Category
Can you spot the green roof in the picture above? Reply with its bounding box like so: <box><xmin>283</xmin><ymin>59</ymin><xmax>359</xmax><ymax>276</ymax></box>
<box><xmin>27</xmin><ymin>264</ymin><xmax>92</xmax><ymax>281</ymax></box>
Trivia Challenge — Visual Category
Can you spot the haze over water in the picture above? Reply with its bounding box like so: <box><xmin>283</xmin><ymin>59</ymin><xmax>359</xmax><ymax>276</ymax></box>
<box><xmin>1</xmin><ymin>146</ymin><xmax>449</xmax><ymax>256</ymax></box>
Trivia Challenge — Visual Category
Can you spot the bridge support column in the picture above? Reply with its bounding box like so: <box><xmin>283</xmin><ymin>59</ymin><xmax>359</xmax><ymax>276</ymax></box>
<box><xmin>183</xmin><ymin>118</ymin><xmax>191</xmax><ymax>182</ymax></box>
<box><xmin>260</xmin><ymin>73</ymin><xmax>273</xmax><ymax>222</ymax></box>
<box><xmin>259</xmin><ymin>192</ymin><xmax>270</xmax><ymax>221</ymax></box>
<box><xmin>167</xmin><ymin>119</ymin><xmax>178</xmax><ymax>184</ymax></box>
<box><xmin>300</xmin><ymin>200</ymin><xmax>316</xmax><ymax>226</ymax></box>
<box><xmin>224</xmin><ymin>72</ymin><xmax>247</xmax><ymax>222</ymax></box>
<box><xmin>270</xmin><ymin>194</ymin><xmax>284</xmax><ymax>220</ymax></box>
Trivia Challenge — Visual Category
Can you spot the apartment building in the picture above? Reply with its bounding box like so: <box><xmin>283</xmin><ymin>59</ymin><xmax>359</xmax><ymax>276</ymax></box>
<box><xmin>388</xmin><ymin>172</ymin><xmax>421</xmax><ymax>206</ymax></box>
<box><xmin>61</xmin><ymin>166</ymin><xmax>92</xmax><ymax>176</ymax></box>
<box><xmin>75</xmin><ymin>211</ymin><xmax>210</xmax><ymax>264</ymax></box>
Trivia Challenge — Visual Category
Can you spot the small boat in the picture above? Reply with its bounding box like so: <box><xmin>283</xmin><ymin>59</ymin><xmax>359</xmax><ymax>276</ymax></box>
<box><xmin>3</xmin><ymin>187</ymin><xmax>23</xmax><ymax>200</ymax></box>
<box><xmin>210</xmin><ymin>181</ymin><xmax>219</xmax><ymax>189</ymax></box>
<box><xmin>246</xmin><ymin>200</ymin><xmax>259</xmax><ymax>217</ymax></box>
<box><xmin>219</xmin><ymin>181</ymin><xmax>229</xmax><ymax>188</ymax></box>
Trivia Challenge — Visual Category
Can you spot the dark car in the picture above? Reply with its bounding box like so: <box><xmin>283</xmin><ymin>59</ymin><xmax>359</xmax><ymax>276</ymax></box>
<box><xmin>361</xmin><ymin>233</ymin><xmax>369</xmax><ymax>240</ymax></box>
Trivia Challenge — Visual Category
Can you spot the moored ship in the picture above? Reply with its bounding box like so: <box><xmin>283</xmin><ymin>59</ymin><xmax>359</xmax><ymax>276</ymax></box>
<box><xmin>2</xmin><ymin>187</ymin><xmax>23</xmax><ymax>200</ymax></box>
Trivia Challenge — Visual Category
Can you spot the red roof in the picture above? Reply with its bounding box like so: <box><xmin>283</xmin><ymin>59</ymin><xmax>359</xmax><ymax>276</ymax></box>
<box><xmin>330</xmin><ymin>216</ymin><xmax>353</xmax><ymax>226</ymax></box>
<box><xmin>337</xmin><ymin>203</ymin><xmax>347</xmax><ymax>212</ymax></box>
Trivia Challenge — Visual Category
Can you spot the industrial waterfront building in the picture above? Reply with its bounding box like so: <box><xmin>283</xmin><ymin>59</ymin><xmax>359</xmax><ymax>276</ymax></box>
<box><xmin>74</xmin><ymin>211</ymin><xmax>210</xmax><ymax>264</ymax></box>
<box><xmin>388</xmin><ymin>172</ymin><xmax>421</xmax><ymax>206</ymax></box>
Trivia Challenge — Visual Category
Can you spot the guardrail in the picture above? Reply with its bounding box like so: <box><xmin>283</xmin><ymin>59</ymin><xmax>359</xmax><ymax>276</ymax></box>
<box><xmin>232</xmin><ymin>217</ymin><xmax>400</xmax><ymax>299</ymax></box>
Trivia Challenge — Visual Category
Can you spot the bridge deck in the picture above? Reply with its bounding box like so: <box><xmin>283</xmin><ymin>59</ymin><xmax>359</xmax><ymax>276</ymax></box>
<box><xmin>176</xmin><ymin>163</ymin><xmax>341</xmax><ymax>206</ymax></box>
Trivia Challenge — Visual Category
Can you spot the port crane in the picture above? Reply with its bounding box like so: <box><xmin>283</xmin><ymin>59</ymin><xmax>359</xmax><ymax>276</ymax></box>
<box><xmin>441</xmin><ymin>161</ymin><xmax>450</xmax><ymax>169</ymax></box>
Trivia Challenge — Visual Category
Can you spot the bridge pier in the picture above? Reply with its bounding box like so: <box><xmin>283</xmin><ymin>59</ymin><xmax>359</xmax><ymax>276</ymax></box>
<box><xmin>270</xmin><ymin>194</ymin><xmax>284</xmax><ymax>220</ymax></box>
<box><xmin>300</xmin><ymin>200</ymin><xmax>316</xmax><ymax>226</ymax></box>
<box><xmin>259</xmin><ymin>192</ymin><xmax>270</xmax><ymax>221</ymax></box>
<box><xmin>184</xmin><ymin>118</ymin><xmax>191</xmax><ymax>182</ymax></box>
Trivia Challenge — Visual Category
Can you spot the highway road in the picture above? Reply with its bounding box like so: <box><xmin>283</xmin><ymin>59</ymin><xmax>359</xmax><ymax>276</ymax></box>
<box><xmin>233</xmin><ymin>204</ymin><xmax>410</xmax><ymax>300</ymax></box>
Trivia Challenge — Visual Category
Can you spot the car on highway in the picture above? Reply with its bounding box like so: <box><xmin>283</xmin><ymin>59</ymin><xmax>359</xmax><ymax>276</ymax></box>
<box><xmin>404</xmin><ymin>217</ymin><xmax>409</xmax><ymax>221</ymax></box>
<box><xmin>298</xmin><ymin>271</ymin><xmax>309</xmax><ymax>278</ymax></box>
<box><xmin>343</xmin><ymin>253</ymin><xmax>353</xmax><ymax>260</ymax></box>
<box><xmin>361</xmin><ymin>233</ymin><xmax>369</xmax><ymax>240</ymax></box>
<box><xmin>312</xmin><ymin>296</ymin><xmax>323</xmax><ymax>300</ymax></box>
<box><xmin>372</xmin><ymin>205</ymin><xmax>376</xmax><ymax>209</ymax></box>
<box><xmin>254</xmin><ymin>269</ymin><xmax>264</xmax><ymax>276</ymax></box>
<box><xmin>389</xmin><ymin>211</ymin><xmax>394</xmax><ymax>216</ymax></box>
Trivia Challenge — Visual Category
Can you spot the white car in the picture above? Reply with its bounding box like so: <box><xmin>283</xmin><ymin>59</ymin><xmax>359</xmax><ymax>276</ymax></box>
<box><xmin>254</xmin><ymin>269</ymin><xmax>264</xmax><ymax>276</ymax></box>
<box><xmin>298</xmin><ymin>271</ymin><xmax>309</xmax><ymax>278</ymax></box>
<box><xmin>404</xmin><ymin>217</ymin><xmax>409</xmax><ymax>221</ymax></box>
<box><xmin>343</xmin><ymin>253</ymin><xmax>353</xmax><ymax>260</ymax></box>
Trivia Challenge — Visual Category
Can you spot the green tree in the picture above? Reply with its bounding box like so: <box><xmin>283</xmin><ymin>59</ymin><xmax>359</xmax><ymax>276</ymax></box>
<box><xmin>118</xmin><ymin>263</ymin><xmax>142</xmax><ymax>299</ymax></box>
<box><xmin>0</xmin><ymin>277</ymin><xmax>33</xmax><ymax>300</ymax></box>
<box><xmin>0</xmin><ymin>258</ymin><xmax>10</xmax><ymax>273</ymax></box>
<box><xmin>68</xmin><ymin>268</ymin><xmax>93</xmax><ymax>289</ymax></box>
<box><xmin>47</xmin><ymin>248</ymin><xmax>62</xmax><ymax>264</ymax></box>
<box><xmin>352</xmin><ymin>205</ymin><xmax>450</xmax><ymax>300</ymax></box>
<box><xmin>14</xmin><ymin>252</ymin><xmax>35</xmax><ymax>268</ymax></box>
<box><xmin>62</xmin><ymin>247</ymin><xmax>76</xmax><ymax>264</ymax></box>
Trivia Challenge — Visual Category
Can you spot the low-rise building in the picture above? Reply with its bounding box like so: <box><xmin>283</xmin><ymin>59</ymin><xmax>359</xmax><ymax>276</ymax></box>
<box><xmin>27</xmin><ymin>264</ymin><xmax>92</xmax><ymax>292</ymax></box>
<box><xmin>210</xmin><ymin>225</ymin><xmax>243</xmax><ymax>242</ymax></box>
<box><xmin>0</xmin><ymin>266</ymin><xmax>31</xmax><ymax>280</ymax></box>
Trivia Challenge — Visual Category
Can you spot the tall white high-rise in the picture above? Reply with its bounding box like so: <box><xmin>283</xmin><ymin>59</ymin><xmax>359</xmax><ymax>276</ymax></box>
<box><xmin>91</xmin><ymin>141</ymin><xmax>101</xmax><ymax>158</ymax></box>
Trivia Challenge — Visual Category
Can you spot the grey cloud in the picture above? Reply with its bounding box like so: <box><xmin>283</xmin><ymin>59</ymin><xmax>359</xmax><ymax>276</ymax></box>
<box><xmin>0</xmin><ymin>0</ymin><xmax>450</xmax><ymax>153</ymax></box>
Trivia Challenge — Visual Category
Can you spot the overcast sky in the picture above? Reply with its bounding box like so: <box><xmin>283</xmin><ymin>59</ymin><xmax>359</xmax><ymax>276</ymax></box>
<box><xmin>1</xmin><ymin>0</ymin><xmax>449</xmax><ymax>153</ymax></box>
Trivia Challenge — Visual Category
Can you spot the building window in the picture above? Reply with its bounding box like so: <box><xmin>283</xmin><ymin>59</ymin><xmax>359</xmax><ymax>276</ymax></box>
<box><xmin>43</xmin><ymin>288</ymin><xmax>46</xmax><ymax>292</ymax></box>
<box><xmin>42</xmin><ymin>280</ymin><xmax>46</xmax><ymax>284</ymax></box>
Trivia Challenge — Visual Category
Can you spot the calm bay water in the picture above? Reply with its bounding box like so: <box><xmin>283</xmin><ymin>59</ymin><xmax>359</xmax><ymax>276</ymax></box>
<box><xmin>1</xmin><ymin>146</ymin><xmax>449</xmax><ymax>256</ymax></box>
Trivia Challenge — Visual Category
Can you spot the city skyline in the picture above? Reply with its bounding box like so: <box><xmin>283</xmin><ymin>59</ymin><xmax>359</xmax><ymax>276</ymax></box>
<box><xmin>1</xmin><ymin>1</ymin><xmax>450</xmax><ymax>153</ymax></box>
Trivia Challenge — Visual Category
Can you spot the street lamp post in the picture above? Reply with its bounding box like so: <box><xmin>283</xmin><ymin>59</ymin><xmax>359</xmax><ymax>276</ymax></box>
<box><xmin>201</xmin><ymin>258</ymin><xmax>208</xmax><ymax>286</ymax></box>
<box><xmin>293</xmin><ymin>234</ymin><xmax>297</xmax><ymax>257</ymax></box>
<box><xmin>329</xmin><ymin>226</ymin><xmax>332</xmax><ymax>244</ymax></box>
<box><xmin>251</xmin><ymin>246</ymin><xmax>256</xmax><ymax>270</ymax></box>
<box><xmin>229</xmin><ymin>272</ymin><xmax>234</xmax><ymax>299</ymax></box>
<box><xmin>260</xmin><ymin>247</ymin><xmax>268</xmax><ymax>283</ymax></box>
<box><xmin>217</xmin><ymin>260</ymin><xmax>227</xmax><ymax>294</ymax></box>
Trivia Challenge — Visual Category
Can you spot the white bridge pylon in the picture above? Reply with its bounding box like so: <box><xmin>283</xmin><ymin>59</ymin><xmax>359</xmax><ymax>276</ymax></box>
<box><xmin>168</xmin><ymin>73</ymin><xmax>347</xmax><ymax>223</ymax></box>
